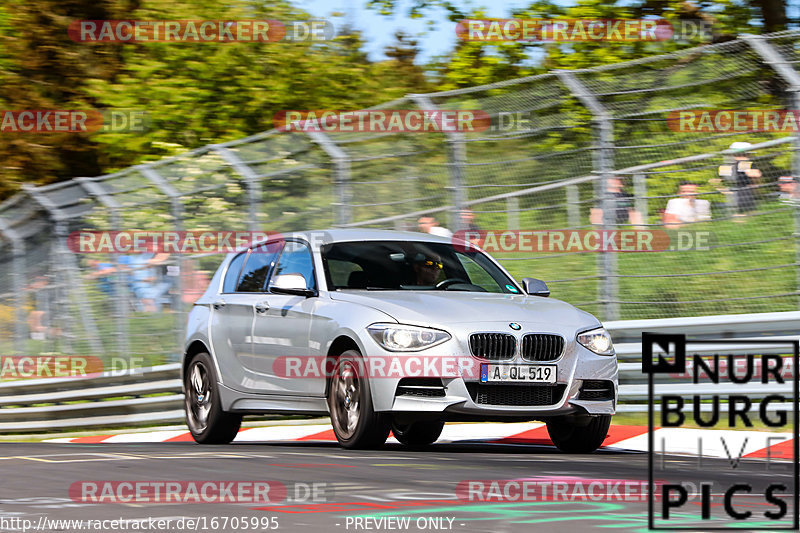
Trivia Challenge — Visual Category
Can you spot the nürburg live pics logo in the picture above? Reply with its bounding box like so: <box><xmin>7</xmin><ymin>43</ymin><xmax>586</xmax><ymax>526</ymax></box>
<box><xmin>643</xmin><ymin>332</ymin><xmax>799</xmax><ymax>530</ymax></box>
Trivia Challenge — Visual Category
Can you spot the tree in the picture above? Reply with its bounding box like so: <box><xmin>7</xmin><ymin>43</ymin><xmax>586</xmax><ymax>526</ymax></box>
<box><xmin>379</xmin><ymin>31</ymin><xmax>430</xmax><ymax>94</ymax></box>
<box><xmin>0</xmin><ymin>0</ymin><xmax>436</xmax><ymax>198</ymax></box>
<box><xmin>0</xmin><ymin>0</ymin><xmax>134</xmax><ymax>197</ymax></box>
<box><xmin>368</xmin><ymin>0</ymin><xmax>791</xmax><ymax>76</ymax></box>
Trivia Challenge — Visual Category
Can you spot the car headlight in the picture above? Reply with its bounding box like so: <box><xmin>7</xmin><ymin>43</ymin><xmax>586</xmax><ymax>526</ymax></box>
<box><xmin>577</xmin><ymin>327</ymin><xmax>614</xmax><ymax>356</ymax></box>
<box><xmin>367</xmin><ymin>323</ymin><xmax>451</xmax><ymax>352</ymax></box>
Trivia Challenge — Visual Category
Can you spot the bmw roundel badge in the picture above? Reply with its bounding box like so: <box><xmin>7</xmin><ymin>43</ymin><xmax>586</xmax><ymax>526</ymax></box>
<box><xmin>509</xmin><ymin>322</ymin><xmax>522</xmax><ymax>330</ymax></box>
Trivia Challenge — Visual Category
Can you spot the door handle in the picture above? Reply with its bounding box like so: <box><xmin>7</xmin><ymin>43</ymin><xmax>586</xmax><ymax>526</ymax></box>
<box><xmin>254</xmin><ymin>301</ymin><xmax>270</xmax><ymax>314</ymax></box>
<box><xmin>212</xmin><ymin>299</ymin><xmax>226</xmax><ymax>310</ymax></box>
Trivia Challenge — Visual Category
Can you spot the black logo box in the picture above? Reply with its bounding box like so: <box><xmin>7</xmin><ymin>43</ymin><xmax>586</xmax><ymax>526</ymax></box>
<box><xmin>643</xmin><ymin>332</ymin><xmax>800</xmax><ymax>531</ymax></box>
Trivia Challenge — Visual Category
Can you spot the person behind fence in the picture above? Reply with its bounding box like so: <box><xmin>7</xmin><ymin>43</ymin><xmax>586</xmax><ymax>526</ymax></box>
<box><xmin>119</xmin><ymin>251</ymin><xmax>172</xmax><ymax>312</ymax></box>
<box><xmin>589</xmin><ymin>176</ymin><xmax>642</xmax><ymax>226</ymax></box>
<box><xmin>663</xmin><ymin>180</ymin><xmax>711</xmax><ymax>227</ymax></box>
<box><xmin>716</xmin><ymin>141</ymin><xmax>762</xmax><ymax>216</ymax></box>
<box><xmin>86</xmin><ymin>258</ymin><xmax>115</xmax><ymax>297</ymax></box>
<box><xmin>181</xmin><ymin>261</ymin><xmax>211</xmax><ymax>306</ymax></box>
<box><xmin>418</xmin><ymin>215</ymin><xmax>453</xmax><ymax>238</ymax></box>
<box><xmin>26</xmin><ymin>276</ymin><xmax>59</xmax><ymax>341</ymax></box>
<box><xmin>459</xmin><ymin>209</ymin><xmax>480</xmax><ymax>232</ymax></box>
<box><xmin>778</xmin><ymin>175</ymin><xmax>800</xmax><ymax>205</ymax></box>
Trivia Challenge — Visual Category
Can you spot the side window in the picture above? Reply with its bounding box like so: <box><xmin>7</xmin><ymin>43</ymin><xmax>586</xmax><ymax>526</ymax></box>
<box><xmin>236</xmin><ymin>242</ymin><xmax>283</xmax><ymax>293</ymax></box>
<box><xmin>222</xmin><ymin>252</ymin><xmax>248</xmax><ymax>293</ymax></box>
<box><xmin>271</xmin><ymin>241</ymin><xmax>316</xmax><ymax>290</ymax></box>
<box><xmin>457</xmin><ymin>253</ymin><xmax>503</xmax><ymax>293</ymax></box>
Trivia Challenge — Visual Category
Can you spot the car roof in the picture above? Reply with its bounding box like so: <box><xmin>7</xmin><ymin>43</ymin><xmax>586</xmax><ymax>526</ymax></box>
<box><xmin>256</xmin><ymin>228</ymin><xmax>457</xmax><ymax>249</ymax></box>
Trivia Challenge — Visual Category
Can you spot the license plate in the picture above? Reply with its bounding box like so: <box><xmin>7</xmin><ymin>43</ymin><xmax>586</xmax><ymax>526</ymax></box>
<box><xmin>480</xmin><ymin>364</ymin><xmax>556</xmax><ymax>383</ymax></box>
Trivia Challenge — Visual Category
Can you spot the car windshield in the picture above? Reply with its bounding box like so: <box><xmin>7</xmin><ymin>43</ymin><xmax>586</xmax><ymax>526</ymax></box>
<box><xmin>321</xmin><ymin>240</ymin><xmax>521</xmax><ymax>294</ymax></box>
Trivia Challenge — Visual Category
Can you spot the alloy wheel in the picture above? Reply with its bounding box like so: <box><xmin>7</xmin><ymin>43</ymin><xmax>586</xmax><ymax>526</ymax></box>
<box><xmin>187</xmin><ymin>361</ymin><xmax>212</xmax><ymax>433</ymax></box>
<box><xmin>332</xmin><ymin>361</ymin><xmax>361</xmax><ymax>438</ymax></box>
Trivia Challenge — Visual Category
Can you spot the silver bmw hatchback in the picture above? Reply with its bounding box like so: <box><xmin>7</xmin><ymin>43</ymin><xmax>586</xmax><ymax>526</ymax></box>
<box><xmin>182</xmin><ymin>229</ymin><xmax>618</xmax><ymax>452</ymax></box>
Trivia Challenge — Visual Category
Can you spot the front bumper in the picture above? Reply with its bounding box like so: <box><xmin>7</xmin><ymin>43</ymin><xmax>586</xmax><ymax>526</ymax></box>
<box><xmin>368</xmin><ymin>341</ymin><xmax>619</xmax><ymax>418</ymax></box>
<box><xmin>387</xmin><ymin>377</ymin><xmax>616</xmax><ymax>418</ymax></box>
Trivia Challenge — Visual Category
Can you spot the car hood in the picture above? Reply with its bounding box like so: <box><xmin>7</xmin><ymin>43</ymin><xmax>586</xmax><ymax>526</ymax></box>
<box><xmin>329</xmin><ymin>290</ymin><xmax>599</xmax><ymax>328</ymax></box>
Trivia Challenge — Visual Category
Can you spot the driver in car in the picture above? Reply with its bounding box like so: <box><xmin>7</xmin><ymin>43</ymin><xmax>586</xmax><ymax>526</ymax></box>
<box><xmin>411</xmin><ymin>253</ymin><xmax>444</xmax><ymax>286</ymax></box>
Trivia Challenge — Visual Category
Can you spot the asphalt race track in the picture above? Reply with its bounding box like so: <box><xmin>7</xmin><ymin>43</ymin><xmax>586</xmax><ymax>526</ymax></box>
<box><xmin>0</xmin><ymin>440</ymin><xmax>793</xmax><ymax>533</ymax></box>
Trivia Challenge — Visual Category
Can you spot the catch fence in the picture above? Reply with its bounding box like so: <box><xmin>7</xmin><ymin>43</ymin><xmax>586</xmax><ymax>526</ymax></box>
<box><xmin>2</xmin><ymin>31</ymin><xmax>800</xmax><ymax>365</ymax></box>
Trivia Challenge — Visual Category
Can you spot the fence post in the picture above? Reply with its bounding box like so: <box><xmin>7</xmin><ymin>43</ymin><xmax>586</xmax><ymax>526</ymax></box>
<box><xmin>743</xmin><ymin>34</ymin><xmax>800</xmax><ymax>310</ymax></box>
<box><xmin>335</xmin><ymin>157</ymin><xmax>351</xmax><ymax>226</ymax></box>
<box><xmin>21</xmin><ymin>186</ymin><xmax>71</xmax><ymax>353</ymax></box>
<box><xmin>449</xmin><ymin>134</ymin><xmax>467</xmax><ymax>231</ymax></box>
<box><xmin>409</xmin><ymin>94</ymin><xmax>466</xmax><ymax>231</ymax></box>
<box><xmin>53</xmin><ymin>221</ymin><xmax>74</xmax><ymax>353</ymax></box>
<box><xmin>139</xmin><ymin>165</ymin><xmax>186</xmax><ymax>359</ymax></box>
<box><xmin>0</xmin><ymin>219</ymin><xmax>26</xmax><ymax>353</ymax></box>
<box><xmin>304</xmin><ymin>132</ymin><xmax>351</xmax><ymax>226</ymax></box>
<box><xmin>75</xmin><ymin>178</ymin><xmax>130</xmax><ymax>360</ymax></box>
<box><xmin>556</xmin><ymin>71</ymin><xmax>618</xmax><ymax>320</ymax></box>
<box><xmin>212</xmin><ymin>146</ymin><xmax>262</xmax><ymax>231</ymax></box>
<box><xmin>566</xmin><ymin>185</ymin><xmax>580</xmax><ymax>227</ymax></box>
<box><xmin>633</xmin><ymin>174</ymin><xmax>648</xmax><ymax>222</ymax></box>
<box><xmin>506</xmin><ymin>197</ymin><xmax>520</xmax><ymax>230</ymax></box>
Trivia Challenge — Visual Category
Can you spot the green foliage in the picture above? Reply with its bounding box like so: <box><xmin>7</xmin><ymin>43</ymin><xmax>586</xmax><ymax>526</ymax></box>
<box><xmin>381</xmin><ymin>0</ymin><xmax>787</xmax><ymax>87</ymax></box>
<box><xmin>0</xmin><ymin>0</ymin><xmax>431</xmax><ymax>198</ymax></box>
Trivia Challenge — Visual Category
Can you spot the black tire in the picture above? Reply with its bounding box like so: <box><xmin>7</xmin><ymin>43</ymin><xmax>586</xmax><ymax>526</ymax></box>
<box><xmin>391</xmin><ymin>420</ymin><xmax>444</xmax><ymax>447</ymax></box>
<box><xmin>546</xmin><ymin>414</ymin><xmax>611</xmax><ymax>453</ymax></box>
<box><xmin>184</xmin><ymin>352</ymin><xmax>242</xmax><ymax>444</ymax></box>
<box><xmin>327</xmin><ymin>350</ymin><xmax>390</xmax><ymax>449</ymax></box>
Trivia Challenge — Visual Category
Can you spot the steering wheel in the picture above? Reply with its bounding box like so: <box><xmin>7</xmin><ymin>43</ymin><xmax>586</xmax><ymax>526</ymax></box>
<box><xmin>435</xmin><ymin>278</ymin><xmax>469</xmax><ymax>290</ymax></box>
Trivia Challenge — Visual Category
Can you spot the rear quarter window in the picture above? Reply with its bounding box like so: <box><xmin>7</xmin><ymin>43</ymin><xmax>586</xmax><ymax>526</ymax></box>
<box><xmin>222</xmin><ymin>252</ymin><xmax>247</xmax><ymax>293</ymax></box>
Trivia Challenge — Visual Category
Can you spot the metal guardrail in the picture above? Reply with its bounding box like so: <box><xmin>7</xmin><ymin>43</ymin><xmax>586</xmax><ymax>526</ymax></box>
<box><xmin>0</xmin><ymin>311</ymin><xmax>798</xmax><ymax>433</ymax></box>
<box><xmin>608</xmin><ymin>311</ymin><xmax>800</xmax><ymax>413</ymax></box>
<box><xmin>0</xmin><ymin>364</ymin><xmax>182</xmax><ymax>432</ymax></box>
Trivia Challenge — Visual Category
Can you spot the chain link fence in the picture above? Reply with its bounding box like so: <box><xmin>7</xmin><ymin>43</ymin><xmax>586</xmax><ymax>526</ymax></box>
<box><xmin>2</xmin><ymin>31</ymin><xmax>800</xmax><ymax>366</ymax></box>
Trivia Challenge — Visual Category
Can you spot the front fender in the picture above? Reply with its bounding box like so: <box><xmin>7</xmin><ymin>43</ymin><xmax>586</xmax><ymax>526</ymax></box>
<box><xmin>312</xmin><ymin>296</ymin><xmax>397</xmax><ymax>408</ymax></box>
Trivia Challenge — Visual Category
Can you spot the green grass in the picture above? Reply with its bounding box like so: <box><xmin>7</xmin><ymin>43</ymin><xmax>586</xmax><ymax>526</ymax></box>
<box><xmin>494</xmin><ymin>201</ymin><xmax>798</xmax><ymax>320</ymax></box>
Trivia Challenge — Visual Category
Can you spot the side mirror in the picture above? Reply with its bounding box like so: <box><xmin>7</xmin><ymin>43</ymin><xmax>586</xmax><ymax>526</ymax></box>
<box><xmin>269</xmin><ymin>273</ymin><xmax>315</xmax><ymax>297</ymax></box>
<box><xmin>522</xmin><ymin>277</ymin><xmax>550</xmax><ymax>297</ymax></box>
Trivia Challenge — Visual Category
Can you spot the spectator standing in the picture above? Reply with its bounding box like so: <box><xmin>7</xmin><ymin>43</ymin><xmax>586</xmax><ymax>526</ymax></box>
<box><xmin>717</xmin><ymin>141</ymin><xmax>762</xmax><ymax>216</ymax></box>
<box><xmin>418</xmin><ymin>215</ymin><xmax>453</xmax><ymax>238</ymax></box>
<box><xmin>778</xmin><ymin>176</ymin><xmax>800</xmax><ymax>205</ymax></box>
<box><xmin>119</xmin><ymin>252</ymin><xmax>172</xmax><ymax>312</ymax></box>
<box><xmin>26</xmin><ymin>276</ymin><xmax>59</xmax><ymax>340</ymax></box>
<box><xmin>86</xmin><ymin>258</ymin><xmax>115</xmax><ymax>297</ymax></box>
<box><xmin>181</xmin><ymin>261</ymin><xmax>211</xmax><ymax>305</ymax></box>
<box><xmin>458</xmin><ymin>209</ymin><xmax>480</xmax><ymax>232</ymax></box>
<box><xmin>663</xmin><ymin>181</ymin><xmax>711</xmax><ymax>227</ymax></box>
<box><xmin>590</xmin><ymin>176</ymin><xmax>642</xmax><ymax>226</ymax></box>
